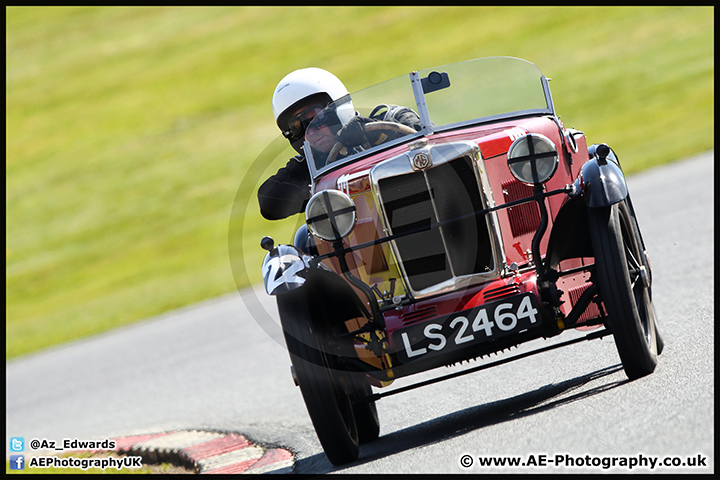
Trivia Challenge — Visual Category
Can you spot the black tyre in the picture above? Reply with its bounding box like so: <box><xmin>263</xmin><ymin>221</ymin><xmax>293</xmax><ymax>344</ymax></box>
<box><xmin>277</xmin><ymin>292</ymin><xmax>359</xmax><ymax>465</ymax></box>
<box><xmin>589</xmin><ymin>201</ymin><xmax>659</xmax><ymax>379</ymax></box>
<box><xmin>349</xmin><ymin>375</ymin><xmax>380</xmax><ymax>444</ymax></box>
<box><xmin>625</xmin><ymin>199</ymin><xmax>665</xmax><ymax>356</ymax></box>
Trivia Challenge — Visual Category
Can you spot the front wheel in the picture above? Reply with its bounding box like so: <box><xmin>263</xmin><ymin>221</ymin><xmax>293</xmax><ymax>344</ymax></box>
<box><xmin>588</xmin><ymin>201</ymin><xmax>659</xmax><ymax>379</ymax></box>
<box><xmin>349</xmin><ymin>375</ymin><xmax>380</xmax><ymax>444</ymax></box>
<box><xmin>278</xmin><ymin>292</ymin><xmax>359</xmax><ymax>465</ymax></box>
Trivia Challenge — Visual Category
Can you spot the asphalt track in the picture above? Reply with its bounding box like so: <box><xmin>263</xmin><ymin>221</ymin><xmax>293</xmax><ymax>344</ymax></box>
<box><xmin>6</xmin><ymin>151</ymin><xmax>714</xmax><ymax>474</ymax></box>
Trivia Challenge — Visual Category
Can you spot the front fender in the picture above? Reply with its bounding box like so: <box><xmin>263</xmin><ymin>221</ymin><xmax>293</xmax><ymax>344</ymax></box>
<box><xmin>574</xmin><ymin>144</ymin><xmax>628</xmax><ymax>207</ymax></box>
<box><xmin>261</xmin><ymin>244</ymin><xmax>312</xmax><ymax>295</ymax></box>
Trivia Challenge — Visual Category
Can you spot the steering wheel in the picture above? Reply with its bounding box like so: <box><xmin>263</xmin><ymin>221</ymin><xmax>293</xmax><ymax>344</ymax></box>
<box><xmin>326</xmin><ymin>121</ymin><xmax>418</xmax><ymax>165</ymax></box>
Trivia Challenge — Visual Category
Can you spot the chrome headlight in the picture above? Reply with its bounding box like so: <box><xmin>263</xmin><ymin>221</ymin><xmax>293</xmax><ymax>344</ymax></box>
<box><xmin>507</xmin><ymin>133</ymin><xmax>559</xmax><ymax>185</ymax></box>
<box><xmin>305</xmin><ymin>190</ymin><xmax>357</xmax><ymax>242</ymax></box>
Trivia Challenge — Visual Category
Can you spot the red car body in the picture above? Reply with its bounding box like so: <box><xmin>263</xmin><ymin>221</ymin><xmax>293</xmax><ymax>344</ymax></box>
<box><xmin>261</xmin><ymin>57</ymin><xmax>662</xmax><ymax>465</ymax></box>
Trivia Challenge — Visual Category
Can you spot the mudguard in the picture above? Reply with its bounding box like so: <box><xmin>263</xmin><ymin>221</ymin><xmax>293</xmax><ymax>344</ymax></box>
<box><xmin>261</xmin><ymin>244</ymin><xmax>313</xmax><ymax>295</ymax></box>
<box><xmin>574</xmin><ymin>144</ymin><xmax>628</xmax><ymax>207</ymax></box>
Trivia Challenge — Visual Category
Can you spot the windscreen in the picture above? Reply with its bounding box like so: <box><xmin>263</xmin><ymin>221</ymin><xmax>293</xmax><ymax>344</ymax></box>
<box><xmin>304</xmin><ymin>57</ymin><xmax>552</xmax><ymax>177</ymax></box>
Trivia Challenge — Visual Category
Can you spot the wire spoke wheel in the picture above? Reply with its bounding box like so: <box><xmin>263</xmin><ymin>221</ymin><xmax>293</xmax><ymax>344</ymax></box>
<box><xmin>589</xmin><ymin>201</ymin><xmax>660</xmax><ymax>379</ymax></box>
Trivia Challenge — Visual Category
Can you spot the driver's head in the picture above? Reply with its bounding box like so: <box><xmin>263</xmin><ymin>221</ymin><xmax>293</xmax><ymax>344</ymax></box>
<box><xmin>272</xmin><ymin>67</ymin><xmax>354</xmax><ymax>153</ymax></box>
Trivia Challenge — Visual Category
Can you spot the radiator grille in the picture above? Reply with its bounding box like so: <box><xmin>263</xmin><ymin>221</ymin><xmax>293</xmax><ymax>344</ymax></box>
<box><xmin>377</xmin><ymin>155</ymin><xmax>494</xmax><ymax>292</ymax></box>
<box><xmin>502</xmin><ymin>178</ymin><xmax>541</xmax><ymax>237</ymax></box>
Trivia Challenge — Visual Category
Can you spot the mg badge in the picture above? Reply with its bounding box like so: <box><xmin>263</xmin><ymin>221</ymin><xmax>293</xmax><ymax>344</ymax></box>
<box><xmin>412</xmin><ymin>152</ymin><xmax>432</xmax><ymax>170</ymax></box>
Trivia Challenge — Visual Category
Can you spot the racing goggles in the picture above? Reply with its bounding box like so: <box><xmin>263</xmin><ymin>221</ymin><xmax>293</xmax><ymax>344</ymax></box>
<box><xmin>283</xmin><ymin>104</ymin><xmax>331</xmax><ymax>140</ymax></box>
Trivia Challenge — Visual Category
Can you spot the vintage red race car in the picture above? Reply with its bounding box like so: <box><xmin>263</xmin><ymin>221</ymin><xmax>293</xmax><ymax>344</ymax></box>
<box><xmin>260</xmin><ymin>57</ymin><xmax>663</xmax><ymax>465</ymax></box>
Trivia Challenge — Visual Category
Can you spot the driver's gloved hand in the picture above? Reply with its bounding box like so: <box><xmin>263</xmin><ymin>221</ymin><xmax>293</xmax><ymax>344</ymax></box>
<box><xmin>336</xmin><ymin>115</ymin><xmax>373</xmax><ymax>148</ymax></box>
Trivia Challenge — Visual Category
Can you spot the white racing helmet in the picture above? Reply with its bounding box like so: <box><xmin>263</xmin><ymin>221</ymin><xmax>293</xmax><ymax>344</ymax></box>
<box><xmin>272</xmin><ymin>67</ymin><xmax>355</xmax><ymax>150</ymax></box>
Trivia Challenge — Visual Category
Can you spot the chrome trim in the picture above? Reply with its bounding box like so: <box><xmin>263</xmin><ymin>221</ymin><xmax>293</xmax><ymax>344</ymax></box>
<box><xmin>541</xmin><ymin>75</ymin><xmax>556</xmax><ymax>114</ymax></box>
<box><xmin>411</xmin><ymin>151</ymin><xmax>432</xmax><ymax>171</ymax></box>
<box><xmin>305</xmin><ymin>189</ymin><xmax>357</xmax><ymax>241</ymax></box>
<box><xmin>507</xmin><ymin>133</ymin><xmax>559</xmax><ymax>185</ymax></box>
<box><xmin>410</xmin><ymin>71</ymin><xmax>434</xmax><ymax>136</ymax></box>
<box><xmin>564</xmin><ymin>128</ymin><xmax>581</xmax><ymax>154</ymax></box>
<box><xmin>369</xmin><ymin>140</ymin><xmax>505</xmax><ymax>299</ymax></box>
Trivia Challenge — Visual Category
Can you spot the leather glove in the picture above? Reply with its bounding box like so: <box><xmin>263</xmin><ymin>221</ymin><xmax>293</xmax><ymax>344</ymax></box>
<box><xmin>336</xmin><ymin>115</ymin><xmax>373</xmax><ymax>148</ymax></box>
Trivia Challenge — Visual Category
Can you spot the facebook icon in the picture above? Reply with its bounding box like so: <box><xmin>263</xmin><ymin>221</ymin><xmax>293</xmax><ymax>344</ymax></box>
<box><xmin>10</xmin><ymin>455</ymin><xmax>25</xmax><ymax>470</ymax></box>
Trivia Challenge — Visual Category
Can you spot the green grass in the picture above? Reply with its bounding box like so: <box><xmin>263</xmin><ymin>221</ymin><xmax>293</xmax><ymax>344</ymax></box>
<box><xmin>6</xmin><ymin>6</ymin><xmax>714</xmax><ymax>359</ymax></box>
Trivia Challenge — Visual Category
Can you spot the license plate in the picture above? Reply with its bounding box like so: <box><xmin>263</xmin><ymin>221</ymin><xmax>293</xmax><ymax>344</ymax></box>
<box><xmin>394</xmin><ymin>293</ymin><xmax>541</xmax><ymax>363</ymax></box>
